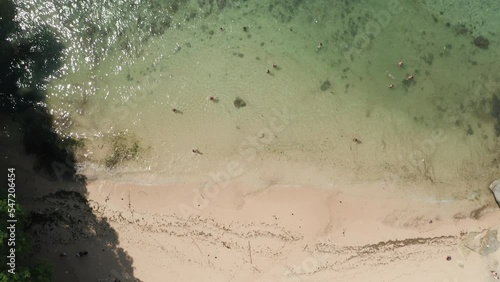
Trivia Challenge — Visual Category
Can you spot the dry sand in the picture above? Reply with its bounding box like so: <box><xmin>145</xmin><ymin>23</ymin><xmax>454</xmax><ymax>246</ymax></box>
<box><xmin>26</xmin><ymin>168</ymin><xmax>500</xmax><ymax>282</ymax></box>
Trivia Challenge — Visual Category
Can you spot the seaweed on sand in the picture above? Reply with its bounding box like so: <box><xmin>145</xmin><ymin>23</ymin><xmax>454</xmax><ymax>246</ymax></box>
<box><xmin>104</xmin><ymin>134</ymin><xmax>143</xmax><ymax>168</ymax></box>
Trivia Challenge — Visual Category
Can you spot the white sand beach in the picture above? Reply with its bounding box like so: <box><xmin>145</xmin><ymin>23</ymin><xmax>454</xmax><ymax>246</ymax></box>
<box><xmin>26</xmin><ymin>173</ymin><xmax>500</xmax><ymax>282</ymax></box>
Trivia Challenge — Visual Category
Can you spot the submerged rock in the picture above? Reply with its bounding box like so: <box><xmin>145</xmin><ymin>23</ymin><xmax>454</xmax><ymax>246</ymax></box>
<box><xmin>233</xmin><ymin>97</ymin><xmax>246</xmax><ymax>108</ymax></box>
<box><xmin>490</xmin><ymin>179</ymin><xmax>500</xmax><ymax>206</ymax></box>
<box><xmin>473</xmin><ymin>36</ymin><xmax>490</xmax><ymax>49</ymax></box>
<box><xmin>320</xmin><ymin>80</ymin><xmax>331</xmax><ymax>91</ymax></box>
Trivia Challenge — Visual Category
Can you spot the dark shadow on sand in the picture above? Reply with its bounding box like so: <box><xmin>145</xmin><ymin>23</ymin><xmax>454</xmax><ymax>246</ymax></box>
<box><xmin>0</xmin><ymin>0</ymin><xmax>139</xmax><ymax>280</ymax></box>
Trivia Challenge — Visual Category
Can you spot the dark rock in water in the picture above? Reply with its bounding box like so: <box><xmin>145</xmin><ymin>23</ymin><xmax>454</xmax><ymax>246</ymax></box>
<box><xmin>233</xmin><ymin>97</ymin><xmax>246</xmax><ymax>108</ymax></box>
<box><xmin>473</xmin><ymin>36</ymin><xmax>490</xmax><ymax>49</ymax></box>
<box><xmin>320</xmin><ymin>80</ymin><xmax>331</xmax><ymax>91</ymax></box>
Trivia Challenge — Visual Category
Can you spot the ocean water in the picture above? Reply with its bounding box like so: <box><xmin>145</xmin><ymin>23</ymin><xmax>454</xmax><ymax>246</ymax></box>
<box><xmin>13</xmin><ymin>0</ymin><xmax>500</xmax><ymax>199</ymax></box>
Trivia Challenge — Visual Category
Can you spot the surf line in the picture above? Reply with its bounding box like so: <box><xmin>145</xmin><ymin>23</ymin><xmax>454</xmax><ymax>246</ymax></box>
<box><xmin>178</xmin><ymin>107</ymin><xmax>290</xmax><ymax>217</ymax></box>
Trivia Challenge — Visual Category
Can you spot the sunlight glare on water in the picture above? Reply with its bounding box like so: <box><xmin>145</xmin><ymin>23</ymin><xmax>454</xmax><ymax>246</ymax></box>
<box><xmin>11</xmin><ymin>0</ymin><xmax>500</xmax><ymax>200</ymax></box>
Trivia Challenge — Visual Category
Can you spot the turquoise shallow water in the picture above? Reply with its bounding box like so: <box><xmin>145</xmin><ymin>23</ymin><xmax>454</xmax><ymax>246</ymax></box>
<box><xmin>11</xmin><ymin>0</ymin><xmax>500</xmax><ymax>198</ymax></box>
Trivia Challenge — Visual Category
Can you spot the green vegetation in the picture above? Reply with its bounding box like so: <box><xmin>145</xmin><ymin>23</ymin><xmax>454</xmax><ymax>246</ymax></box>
<box><xmin>0</xmin><ymin>199</ymin><xmax>53</xmax><ymax>282</ymax></box>
<box><xmin>104</xmin><ymin>133</ymin><xmax>143</xmax><ymax>168</ymax></box>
